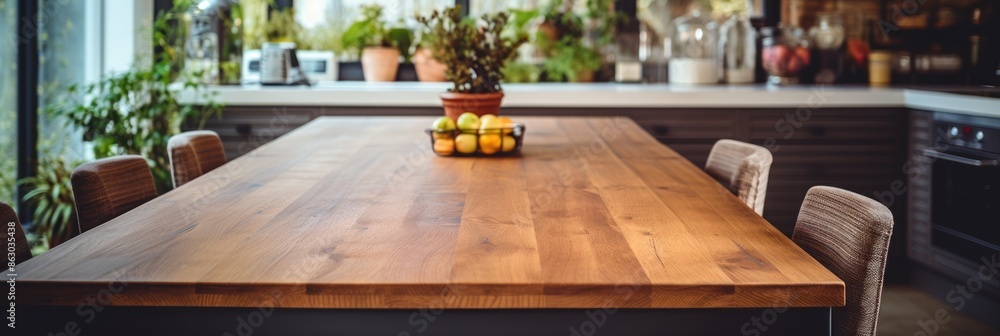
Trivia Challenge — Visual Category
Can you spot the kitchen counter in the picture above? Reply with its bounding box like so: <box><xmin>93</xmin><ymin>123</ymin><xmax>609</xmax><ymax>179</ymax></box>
<box><xmin>178</xmin><ymin>82</ymin><xmax>1000</xmax><ymax>118</ymax></box>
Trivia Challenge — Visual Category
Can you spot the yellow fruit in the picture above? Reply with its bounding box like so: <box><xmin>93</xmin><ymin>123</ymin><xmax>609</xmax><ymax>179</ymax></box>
<box><xmin>480</xmin><ymin>114</ymin><xmax>498</xmax><ymax>123</ymax></box>
<box><xmin>499</xmin><ymin>117</ymin><xmax>514</xmax><ymax>135</ymax></box>
<box><xmin>433</xmin><ymin>138</ymin><xmax>455</xmax><ymax>156</ymax></box>
<box><xmin>479</xmin><ymin>134</ymin><xmax>501</xmax><ymax>154</ymax></box>
<box><xmin>457</xmin><ymin>113</ymin><xmax>481</xmax><ymax>130</ymax></box>
<box><xmin>432</xmin><ymin>131</ymin><xmax>452</xmax><ymax>140</ymax></box>
<box><xmin>501</xmin><ymin>135</ymin><xmax>517</xmax><ymax>152</ymax></box>
<box><xmin>479</xmin><ymin>116</ymin><xmax>504</xmax><ymax>135</ymax></box>
<box><xmin>455</xmin><ymin>134</ymin><xmax>478</xmax><ymax>154</ymax></box>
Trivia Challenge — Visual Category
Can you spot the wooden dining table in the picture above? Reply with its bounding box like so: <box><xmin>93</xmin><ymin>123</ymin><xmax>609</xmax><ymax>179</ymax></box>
<box><xmin>17</xmin><ymin>116</ymin><xmax>843</xmax><ymax>335</ymax></box>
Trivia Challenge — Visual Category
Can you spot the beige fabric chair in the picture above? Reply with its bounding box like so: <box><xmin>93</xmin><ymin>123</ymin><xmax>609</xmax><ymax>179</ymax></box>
<box><xmin>1</xmin><ymin>201</ymin><xmax>32</xmax><ymax>264</ymax></box>
<box><xmin>704</xmin><ymin>139</ymin><xmax>773</xmax><ymax>215</ymax></box>
<box><xmin>793</xmin><ymin>186</ymin><xmax>894</xmax><ymax>336</ymax></box>
<box><xmin>168</xmin><ymin>130</ymin><xmax>227</xmax><ymax>188</ymax></box>
<box><xmin>72</xmin><ymin>155</ymin><xmax>158</xmax><ymax>234</ymax></box>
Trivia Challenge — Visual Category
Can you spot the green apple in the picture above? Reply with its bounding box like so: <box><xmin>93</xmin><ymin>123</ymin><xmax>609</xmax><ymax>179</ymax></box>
<box><xmin>431</xmin><ymin>116</ymin><xmax>456</xmax><ymax>132</ymax></box>
<box><xmin>456</xmin><ymin>112</ymin><xmax>481</xmax><ymax>130</ymax></box>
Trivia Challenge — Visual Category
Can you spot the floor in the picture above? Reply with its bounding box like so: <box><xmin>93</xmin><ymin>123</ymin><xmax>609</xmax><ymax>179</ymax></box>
<box><xmin>878</xmin><ymin>285</ymin><xmax>1000</xmax><ymax>336</ymax></box>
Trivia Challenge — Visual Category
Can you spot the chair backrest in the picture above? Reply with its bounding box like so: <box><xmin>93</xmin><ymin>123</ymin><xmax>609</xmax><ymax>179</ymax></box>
<box><xmin>168</xmin><ymin>130</ymin><xmax>227</xmax><ymax>188</ymax></box>
<box><xmin>793</xmin><ymin>186</ymin><xmax>894</xmax><ymax>336</ymax></box>
<box><xmin>0</xmin><ymin>201</ymin><xmax>32</xmax><ymax>264</ymax></box>
<box><xmin>704</xmin><ymin>139</ymin><xmax>773</xmax><ymax>215</ymax></box>
<box><xmin>72</xmin><ymin>155</ymin><xmax>158</xmax><ymax>233</ymax></box>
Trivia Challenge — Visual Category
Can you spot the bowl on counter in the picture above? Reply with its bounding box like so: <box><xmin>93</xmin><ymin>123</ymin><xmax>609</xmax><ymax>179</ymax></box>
<box><xmin>425</xmin><ymin>124</ymin><xmax>526</xmax><ymax>157</ymax></box>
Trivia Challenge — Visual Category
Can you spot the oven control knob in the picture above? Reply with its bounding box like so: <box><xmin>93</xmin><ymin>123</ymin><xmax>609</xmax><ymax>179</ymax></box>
<box><xmin>949</xmin><ymin>127</ymin><xmax>960</xmax><ymax>138</ymax></box>
<box><xmin>976</xmin><ymin>131</ymin><xmax>985</xmax><ymax>142</ymax></box>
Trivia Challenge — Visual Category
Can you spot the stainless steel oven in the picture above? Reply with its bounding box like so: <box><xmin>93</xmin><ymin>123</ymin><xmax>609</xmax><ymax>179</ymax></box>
<box><xmin>925</xmin><ymin>112</ymin><xmax>1000</xmax><ymax>262</ymax></box>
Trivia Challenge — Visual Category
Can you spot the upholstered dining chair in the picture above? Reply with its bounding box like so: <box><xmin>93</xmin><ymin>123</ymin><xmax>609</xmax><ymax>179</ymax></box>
<box><xmin>793</xmin><ymin>186</ymin><xmax>894</xmax><ymax>336</ymax></box>
<box><xmin>1</xmin><ymin>201</ymin><xmax>33</xmax><ymax>264</ymax></box>
<box><xmin>168</xmin><ymin>130</ymin><xmax>227</xmax><ymax>188</ymax></box>
<box><xmin>704</xmin><ymin>139</ymin><xmax>773</xmax><ymax>215</ymax></box>
<box><xmin>72</xmin><ymin>155</ymin><xmax>158</xmax><ymax>234</ymax></box>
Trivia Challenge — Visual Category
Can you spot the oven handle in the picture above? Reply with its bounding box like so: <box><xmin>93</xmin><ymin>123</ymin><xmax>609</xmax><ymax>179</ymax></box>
<box><xmin>922</xmin><ymin>149</ymin><xmax>1000</xmax><ymax>166</ymax></box>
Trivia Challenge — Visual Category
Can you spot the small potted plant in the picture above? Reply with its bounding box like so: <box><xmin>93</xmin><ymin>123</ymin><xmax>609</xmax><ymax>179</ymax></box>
<box><xmin>418</xmin><ymin>6</ymin><xmax>527</xmax><ymax>120</ymax></box>
<box><xmin>342</xmin><ymin>5</ymin><xmax>414</xmax><ymax>82</ymax></box>
<box><xmin>412</xmin><ymin>31</ymin><xmax>447</xmax><ymax>82</ymax></box>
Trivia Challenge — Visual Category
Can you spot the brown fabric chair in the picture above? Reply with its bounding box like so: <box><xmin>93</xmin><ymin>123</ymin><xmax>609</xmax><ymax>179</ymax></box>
<box><xmin>72</xmin><ymin>155</ymin><xmax>158</xmax><ymax>234</ymax></box>
<box><xmin>1</xmin><ymin>201</ymin><xmax>32</xmax><ymax>264</ymax></box>
<box><xmin>793</xmin><ymin>186</ymin><xmax>894</xmax><ymax>336</ymax></box>
<box><xmin>704</xmin><ymin>139</ymin><xmax>773</xmax><ymax>215</ymax></box>
<box><xmin>168</xmin><ymin>130</ymin><xmax>226</xmax><ymax>188</ymax></box>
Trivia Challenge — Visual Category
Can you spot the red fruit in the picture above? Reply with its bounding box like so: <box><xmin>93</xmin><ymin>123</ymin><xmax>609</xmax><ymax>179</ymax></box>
<box><xmin>794</xmin><ymin>46</ymin><xmax>811</xmax><ymax>66</ymax></box>
<box><xmin>772</xmin><ymin>45</ymin><xmax>791</xmax><ymax>64</ymax></box>
<box><xmin>762</xmin><ymin>47</ymin><xmax>775</xmax><ymax>67</ymax></box>
<box><xmin>847</xmin><ymin>40</ymin><xmax>870</xmax><ymax>66</ymax></box>
<box><xmin>787</xmin><ymin>56</ymin><xmax>804</xmax><ymax>75</ymax></box>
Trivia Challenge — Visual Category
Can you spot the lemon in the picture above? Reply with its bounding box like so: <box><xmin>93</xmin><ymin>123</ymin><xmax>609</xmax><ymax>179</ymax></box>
<box><xmin>501</xmin><ymin>135</ymin><xmax>517</xmax><ymax>152</ymax></box>
<box><xmin>455</xmin><ymin>134</ymin><xmax>478</xmax><ymax>154</ymax></box>
<box><xmin>479</xmin><ymin>116</ymin><xmax>505</xmax><ymax>135</ymax></box>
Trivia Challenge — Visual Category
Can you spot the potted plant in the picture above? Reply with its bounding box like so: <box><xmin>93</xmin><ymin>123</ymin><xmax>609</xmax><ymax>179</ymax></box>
<box><xmin>412</xmin><ymin>30</ymin><xmax>447</xmax><ymax>82</ymax></box>
<box><xmin>342</xmin><ymin>5</ymin><xmax>414</xmax><ymax>82</ymax></box>
<box><xmin>418</xmin><ymin>6</ymin><xmax>527</xmax><ymax>120</ymax></box>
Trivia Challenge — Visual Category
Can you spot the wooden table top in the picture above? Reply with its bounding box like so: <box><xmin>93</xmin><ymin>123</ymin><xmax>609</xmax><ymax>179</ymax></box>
<box><xmin>18</xmin><ymin>116</ymin><xmax>844</xmax><ymax>309</ymax></box>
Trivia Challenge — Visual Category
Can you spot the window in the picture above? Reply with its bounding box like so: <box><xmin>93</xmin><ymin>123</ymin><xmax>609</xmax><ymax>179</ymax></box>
<box><xmin>295</xmin><ymin>0</ymin><xmax>452</xmax><ymax>29</ymax></box>
<box><xmin>0</xmin><ymin>0</ymin><xmax>16</xmax><ymax>206</ymax></box>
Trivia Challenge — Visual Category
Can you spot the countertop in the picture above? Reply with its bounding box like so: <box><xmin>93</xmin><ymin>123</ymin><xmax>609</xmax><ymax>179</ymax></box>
<box><xmin>177</xmin><ymin>82</ymin><xmax>1000</xmax><ymax>118</ymax></box>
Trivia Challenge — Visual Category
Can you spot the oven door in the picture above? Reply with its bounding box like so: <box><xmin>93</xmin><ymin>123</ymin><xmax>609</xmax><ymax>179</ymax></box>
<box><xmin>924</xmin><ymin>148</ymin><xmax>1000</xmax><ymax>262</ymax></box>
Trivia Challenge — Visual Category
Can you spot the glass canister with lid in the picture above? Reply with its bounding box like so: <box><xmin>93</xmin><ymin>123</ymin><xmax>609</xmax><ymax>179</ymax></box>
<box><xmin>808</xmin><ymin>12</ymin><xmax>845</xmax><ymax>84</ymax></box>
<box><xmin>761</xmin><ymin>26</ymin><xmax>810</xmax><ymax>85</ymax></box>
<box><xmin>669</xmin><ymin>10</ymin><xmax>719</xmax><ymax>84</ymax></box>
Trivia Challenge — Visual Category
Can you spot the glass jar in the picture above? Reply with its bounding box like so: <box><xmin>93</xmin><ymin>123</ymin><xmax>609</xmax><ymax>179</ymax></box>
<box><xmin>761</xmin><ymin>26</ymin><xmax>810</xmax><ymax>85</ymax></box>
<box><xmin>719</xmin><ymin>13</ymin><xmax>757</xmax><ymax>84</ymax></box>
<box><xmin>668</xmin><ymin>10</ymin><xmax>719</xmax><ymax>84</ymax></box>
<box><xmin>809</xmin><ymin>12</ymin><xmax>845</xmax><ymax>84</ymax></box>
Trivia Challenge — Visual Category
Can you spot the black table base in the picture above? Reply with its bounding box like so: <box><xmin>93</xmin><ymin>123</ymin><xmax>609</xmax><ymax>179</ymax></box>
<box><xmin>19</xmin><ymin>306</ymin><xmax>831</xmax><ymax>336</ymax></box>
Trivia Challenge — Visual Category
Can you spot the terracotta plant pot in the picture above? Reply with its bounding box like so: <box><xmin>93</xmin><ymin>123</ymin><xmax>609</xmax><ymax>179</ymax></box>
<box><xmin>439</xmin><ymin>92</ymin><xmax>505</xmax><ymax>121</ymax></box>
<box><xmin>361</xmin><ymin>47</ymin><xmax>401</xmax><ymax>82</ymax></box>
<box><xmin>413</xmin><ymin>48</ymin><xmax>447</xmax><ymax>82</ymax></box>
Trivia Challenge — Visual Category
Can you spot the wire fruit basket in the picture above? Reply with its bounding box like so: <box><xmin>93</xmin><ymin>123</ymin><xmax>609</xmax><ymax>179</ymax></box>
<box><xmin>425</xmin><ymin>124</ymin><xmax>526</xmax><ymax>157</ymax></box>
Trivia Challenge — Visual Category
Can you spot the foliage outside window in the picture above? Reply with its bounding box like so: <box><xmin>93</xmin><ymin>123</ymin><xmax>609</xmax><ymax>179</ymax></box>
<box><xmin>0</xmin><ymin>0</ymin><xmax>17</xmax><ymax>206</ymax></box>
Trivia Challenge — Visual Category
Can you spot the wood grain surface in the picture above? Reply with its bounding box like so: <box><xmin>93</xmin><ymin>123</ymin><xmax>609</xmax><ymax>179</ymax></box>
<box><xmin>17</xmin><ymin>116</ymin><xmax>845</xmax><ymax>309</ymax></box>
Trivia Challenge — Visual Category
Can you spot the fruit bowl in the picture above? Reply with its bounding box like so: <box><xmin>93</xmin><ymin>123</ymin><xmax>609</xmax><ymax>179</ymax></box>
<box><xmin>425</xmin><ymin>124</ymin><xmax>526</xmax><ymax>157</ymax></box>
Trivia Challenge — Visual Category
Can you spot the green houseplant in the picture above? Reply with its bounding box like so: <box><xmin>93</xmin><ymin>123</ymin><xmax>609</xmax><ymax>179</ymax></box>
<box><xmin>342</xmin><ymin>5</ymin><xmax>414</xmax><ymax>82</ymax></box>
<box><xmin>18</xmin><ymin>156</ymin><xmax>79</xmax><ymax>248</ymax></box>
<box><xmin>417</xmin><ymin>6</ymin><xmax>527</xmax><ymax>120</ymax></box>
<box><xmin>48</xmin><ymin>6</ymin><xmax>223</xmax><ymax>193</ymax></box>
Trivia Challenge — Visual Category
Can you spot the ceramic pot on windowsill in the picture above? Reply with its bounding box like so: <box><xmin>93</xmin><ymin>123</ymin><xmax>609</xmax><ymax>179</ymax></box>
<box><xmin>413</xmin><ymin>48</ymin><xmax>447</xmax><ymax>82</ymax></box>
<box><xmin>361</xmin><ymin>46</ymin><xmax>401</xmax><ymax>82</ymax></box>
